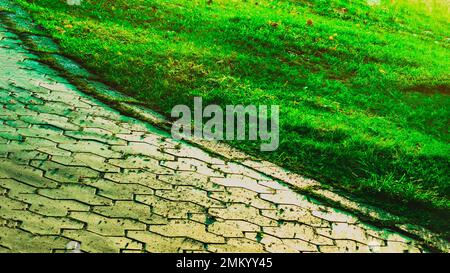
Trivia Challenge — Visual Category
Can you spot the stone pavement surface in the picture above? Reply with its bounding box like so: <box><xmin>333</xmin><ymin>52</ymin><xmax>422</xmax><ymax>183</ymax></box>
<box><xmin>0</xmin><ymin>13</ymin><xmax>429</xmax><ymax>253</ymax></box>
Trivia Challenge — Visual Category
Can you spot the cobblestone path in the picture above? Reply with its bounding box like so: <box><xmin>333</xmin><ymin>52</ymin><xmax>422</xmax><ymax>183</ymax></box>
<box><xmin>0</xmin><ymin>11</ymin><xmax>431</xmax><ymax>253</ymax></box>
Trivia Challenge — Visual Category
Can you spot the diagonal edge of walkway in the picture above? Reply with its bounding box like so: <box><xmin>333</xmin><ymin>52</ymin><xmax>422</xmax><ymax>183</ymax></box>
<box><xmin>0</xmin><ymin>0</ymin><xmax>448</xmax><ymax>252</ymax></box>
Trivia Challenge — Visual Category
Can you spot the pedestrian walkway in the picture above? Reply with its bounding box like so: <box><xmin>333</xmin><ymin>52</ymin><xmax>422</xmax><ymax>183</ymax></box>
<box><xmin>0</xmin><ymin>8</ymin><xmax>432</xmax><ymax>253</ymax></box>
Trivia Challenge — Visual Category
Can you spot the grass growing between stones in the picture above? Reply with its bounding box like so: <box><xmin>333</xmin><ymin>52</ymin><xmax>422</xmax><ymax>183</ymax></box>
<box><xmin>14</xmin><ymin>0</ymin><xmax>450</xmax><ymax>235</ymax></box>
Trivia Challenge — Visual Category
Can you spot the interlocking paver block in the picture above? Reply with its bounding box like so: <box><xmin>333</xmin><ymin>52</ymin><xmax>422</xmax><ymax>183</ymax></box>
<box><xmin>245</xmin><ymin>232</ymin><xmax>299</xmax><ymax>253</ymax></box>
<box><xmin>281</xmin><ymin>239</ymin><xmax>319</xmax><ymax>252</ymax></box>
<box><xmin>52</xmin><ymin>153</ymin><xmax>120</xmax><ymax>173</ymax></box>
<box><xmin>207</xmin><ymin>238</ymin><xmax>266</xmax><ymax>253</ymax></box>
<box><xmin>39</xmin><ymin>184</ymin><xmax>112</xmax><ymax>206</ymax></box>
<box><xmin>136</xmin><ymin>194</ymin><xmax>205</xmax><ymax>218</ymax></box>
<box><xmin>261</xmin><ymin>205</ymin><xmax>330</xmax><ymax>228</ymax></box>
<box><xmin>159</xmin><ymin>172</ymin><xmax>225</xmax><ymax>192</ymax></box>
<box><xmin>210</xmin><ymin>188</ymin><xmax>277</xmax><ymax>210</ymax></box>
<box><xmin>65</xmin><ymin>128</ymin><xmax>126</xmax><ymax>145</ymax></box>
<box><xmin>83</xmin><ymin>178</ymin><xmax>153</xmax><ymax>200</ymax></box>
<box><xmin>8</xmin><ymin>151</ymin><xmax>48</xmax><ymax>164</ymax></box>
<box><xmin>155</xmin><ymin>186</ymin><xmax>225</xmax><ymax>208</ymax></box>
<box><xmin>127</xmin><ymin>231</ymin><xmax>205</xmax><ymax>253</ymax></box>
<box><xmin>69</xmin><ymin>211</ymin><xmax>146</xmax><ymax>236</ymax></box>
<box><xmin>0</xmin><ymin>195</ymin><xmax>28</xmax><ymax>210</ymax></box>
<box><xmin>59</xmin><ymin>141</ymin><xmax>122</xmax><ymax>159</ymax></box>
<box><xmin>151</xmin><ymin>219</ymin><xmax>226</xmax><ymax>244</ymax></box>
<box><xmin>62</xmin><ymin>229</ymin><xmax>143</xmax><ymax>253</ymax></box>
<box><xmin>14</xmin><ymin>193</ymin><xmax>90</xmax><ymax>216</ymax></box>
<box><xmin>0</xmin><ymin>178</ymin><xmax>36</xmax><ymax>194</ymax></box>
<box><xmin>108</xmin><ymin>155</ymin><xmax>170</xmax><ymax>173</ymax></box>
<box><xmin>105</xmin><ymin>170</ymin><xmax>172</xmax><ymax>190</ymax></box>
<box><xmin>316</xmin><ymin>223</ymin><xmax>370</xmax><ymax>244</ymax></box>
<box><xmin>0</xmin><ymin>209</ymin><xmax>83</xmax><ymax>235</ymax></box>
<box><xmin>312</xmin><ymin>208</ymin><xmax>359</xmax><ymax>224</ymax></box>
<box><xmin>208</xmin><ymin>219</ymin><xmax>260</xmax><ymax>238</ymax></box>
<box><xmin>211</xmin><ymin>175</ymin><xmax>273</xmax><ymax>194</ymax></box>
<box><xmin>0</xmin><ymin>226</ymin><xmax>70</xmax><ymax>253</ymax></box>
<box><xmin>263</xmin><ymin>222</ymin><xmax>318</xmax><ymax>239</ymax></box>
<box><xmin>16</xmin><ymin>126</ymin><xmax>74</xmax><ymax>144</ymax></box>
<box><xmin>209</xmin><ymin>204</ymin><xmax>278</xmax><ymax>227</ymax></box>
<box><xmin>31</xmin><ymin>160</ymin><xmax>99</xmax><ymax>183</ymax></box>
<box><xmin>0</xmin><ymin>159</ymin><xmax>58</xmax><ymax>188</ymax></box>
<box><xmin>93</xmin><ymin>201</ymin><xmax>168</xmax><ymax>225</ymax></box>
<box><xmin>164</xmin><ymin>146</ymin><xmax>225</xmax><ymax>165</ymax></box>
<box><xmin>112</xmin><ymin>142</ymin><xmax>174</xmax><ymax>161</ymax></box>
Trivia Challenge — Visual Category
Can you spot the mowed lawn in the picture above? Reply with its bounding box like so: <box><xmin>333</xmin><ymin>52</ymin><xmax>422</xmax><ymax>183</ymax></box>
<box><xmin>15</xmin><ymin>0</ymin><xmax>449</xmax><ymax>234</ymax></box>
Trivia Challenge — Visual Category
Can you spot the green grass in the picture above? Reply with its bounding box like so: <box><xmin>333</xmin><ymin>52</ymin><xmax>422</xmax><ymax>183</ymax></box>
<box><xmin>16</xmin><ymin>0</ymin><xmax>450</xmax><ymax>235</ymax></box>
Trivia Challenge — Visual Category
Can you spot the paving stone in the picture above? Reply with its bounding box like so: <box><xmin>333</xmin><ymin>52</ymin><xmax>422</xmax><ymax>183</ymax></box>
<box><xmin>51</xmin><ymin>153</ymin><xmax>120</xmax><ymax>173</ymax></box>
<box><xmin>210</xmin><ymin>188</ymin><xmax>277</xmax><ymax>210</ymax></box>
<box><xmin>0</xmin><ymin>226</ymin><xmax>70</xmax><ymax>253</ymax></box>
<box><xmin>31</xmin><ymin>160</ymin><xmax>99</xmax><ymax>183</ymax></box>
<box><xmin>82</xmin><ymin>178</ymin><xmax>153</xmax><ymax>200</ymax></box>
<box><xmin>263</xmin><ymin>222</ymin><xmax>319</xmax><ymax>240</ymax></box>
<box><xmin>14</xmin><ymin>193</ymin><xmax>90</xmax><ymax>216</ymax></box>
<box><xmin>361</xmin><ymin>223</ymin><xmax>412</xmax><ymax>243</ymax></box>
<box><xmin>0</xmin><ymin>178</ymin><xmax>36</xmax><ymax>193</ymax></box>
<box><xmin>0</xmin><ymin>246</ymin><xmax>12</xmax><ymax>253</ymax></box>
<box><xmin>159</xmin><ymin>158</ymin><xmax>197</xmax><ymax>172</ymax></box>
<box><xmin>0</xmin><ymin>159</ymin><xmax>58</xmax><ymax>188</ymax></box>
<box><xmin>69</xmin><ymin>211</ymin><xmax>146</xmax><ymax>236</ymax></box>
<box><xmin>316</xmin><ymin>223</ymin><xmax>370</xmax><ymax>244</ymax></box>
<box><xmin>105</xmin><ymin>170</ymin><xmax>172</xmax><ymax>190</ymax></box>
<box><xmin>208</xmin><ymin>219</ymin><xmax>260</xmax><ymax>238</ymax></box>
<box><xmin>0</xmin><ymin>142</ymin><xmax>34</xmax><ymax>154</ymax></box>
<box><xmin>0</xmin><ymin>131</ymin><xmax>23</xmax><ymax>141</ymax></box>
<box><xmin>260</xmin><ymin>190</ymin><xmax>324</xmax><ymax>210</ymax></box>
<box><xmin>369</xmin><ymin>241</ymin><xmax>422</xmax><ymax>253</ymax></box>
<box><xmin>211</xmin><ymin>162</ymin><xmax>270</xmax><ymax>181</ymax></box>
<box><xmin>312</xmin><ymin>208</ymin><xmax>360</xmax><ymax>224</ymax></box>
<box><xmin>37</xmin><ymin>146</ymin><xmax>72</xmax><ymax>156</ymax></box>
<box><xmin>151</xmin><ymin>219</ymin><xmax>226</xmax><ymax>244</ymax></box>
<box><xmin>245</xmin><ymin>232</ymin><xmax>300</xmax><ymax>253</ymax></box>
<box><xmin>65</xmin><ymin>129</ymin><xmax>126</xmax><ymax>145</ymax></box>
<box><xmin>16</xmin><ymin>126</ymin><xmax>74</xmax><ymax>144</ymax></box>
<box><xmin>135</xmin><ymin>194</ymin><xmax>205</xmax><ymax>219</ymax></box>
<box><xmin>209</xmin><ymin>204</ymin><xmax>278</xmax><ymax>227</ymax></box>
<box><xmin>39</xmin><ymin>184</ymin><xmax>112</xmax><ymax>206</ymax></box>
<box><xmin>281</xmin><ymin>239</ymin><xmax>319</xmax><ymax>252</ymax></box>
<box><xmin>109</xmin><ymin>156</ymin><xmax>173</xmax><ymax>175</ymax></box>
<box><xmin>155</xmin><ymin>186</ymin><xmax>225</xmax><ymax>208</ymax></box>
<box><xmin>93</xmin><ymin>201</ymin><xmax>168</xmax><ymax>225</ymax></box>
<box><xmin>0</xmin><ymin>209</ymin><xmax>83</xmax><ymax>235</ymax></box>
<box><xmin>0</xmin><ymin>195</ymin><xmax>28</xmax><ymax>210</ymax></box>
<box><xmin>164</xmin><ymin>146</ymin><xmax>225</xmax><ymax>165</ymax></box>
<box><xmin>159</xmin><ymin>172</ymin><xmax>225</xmax><ymax>192</ymax></box>
<box><xmin>127</xmin><ymin>231</ymin><xmax>205</xmax><ymax>253</ymax></box>
<box><xmin>208</xmin><ymin>238</ymin><xmax>266</xmax><ymax>253</ymax></box>
<box><xmin>116</xmin><ymin>132</ymin><xmax>162</xmax><ymax>144</ymax></box>
<box><xmin>62</xmin><ymin>229</ymin><xmax>143</xmax><ymax>253</ymax></box>
<box><xmin>211</xmin><ymin>175</ymin><xmax>274</xmax><ymax>194</ymax></box>
<box><xmin>8</xmin><ymin>150</ymin><xmax>48</xmax><ymax>164</ymax></box>
<box><xmin>112</xmin><ymin>142</ymin><xmax>174</xmax><ymax>160</ymax></box>
<box><xmin>261</xmin><ymin>205</ymin><xmax>330</xmax><ymax>227</ymax></box>
<box><xmin>59</xmin><ymin>141</ymin><xmax>122</xmax><ymax>159</ymax></box>
<box><xmin>28</xmin><ymin>102</ymin><xmax>74</xmax><ymax>116</ymax></box>
<box><xmin>71</xmin><ymin>115</ymin><xmax>131</xmax><ymax>134</ymax></box>
<box><xmin>5</xmin><ymin>103</ymin><xmax>38</xmax><ymax>116</ymax></box>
